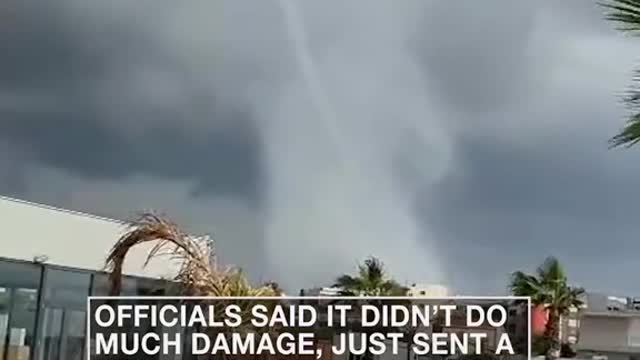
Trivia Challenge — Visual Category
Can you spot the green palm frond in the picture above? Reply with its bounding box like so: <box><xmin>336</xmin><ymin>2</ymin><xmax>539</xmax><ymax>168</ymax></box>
<box><xmin>601</xmin><ymin>0</ymin><xmax>640</xmax><ymax>147</ymax></box>
<box><xmin>509</xmin><ymin>271</ymin><xmax>541</xmax><ymax>295</ymax></box>
<box><xmin>610</xmin><ymin>113</ymin><xmax>640</xmax><ymax>147</ymax></box>
<box><xmin>381</xmin><ymin>280</ymin><xmax>408</xmax><ymax>296</ymax></box>
<box><xmin>335</xmin><ymin>274</ymin><xmax>361</xmax><ymax>287</ymax></box>
<box><xmin>509</xmin><ymin>258</ymin><xmax>581</xmax><ymax>313</ymax></box>
<box><xmin>537</xmin><ymin>257</ymin><xmax>567</xmax><ymax>285</ymax></box>
<box><xmin>335</xmin><ymin>256</ymin><xmax>406</xmax><ymax>296</ymax></box>
<box><xmin>600</xmin><ymin>0</ymin><xmax>640</xmax><ymax>33</ymax></box>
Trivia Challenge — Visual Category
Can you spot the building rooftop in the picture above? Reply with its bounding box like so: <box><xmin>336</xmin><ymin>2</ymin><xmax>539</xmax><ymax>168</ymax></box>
<box><xmin>0</xmin><ymin>194</ymin><xmax>182</xmax><ymax>279</ymax></box>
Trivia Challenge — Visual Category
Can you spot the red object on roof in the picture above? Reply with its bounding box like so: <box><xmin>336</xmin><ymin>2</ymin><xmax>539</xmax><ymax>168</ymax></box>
<box><xmin>532</xmin><ymin>304</ymin><xmax>548</xmax><ymax>336</ymax></box>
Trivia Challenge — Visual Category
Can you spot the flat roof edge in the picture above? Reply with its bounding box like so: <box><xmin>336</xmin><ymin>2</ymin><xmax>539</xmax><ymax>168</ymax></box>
<box><xmin>0</xmin><ymin>194</ymin><xmax>128</xmax><ymax>225</ymax></box>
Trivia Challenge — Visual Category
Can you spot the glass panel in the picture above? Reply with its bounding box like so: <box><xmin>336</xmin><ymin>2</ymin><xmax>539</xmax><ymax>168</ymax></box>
<box><xmin>0</xmin><ymin>259</ymin><xmax>41</xmax><ymax>360</ymax></box>
<box><xmin>0</xmin><ymin>260</ymin><xmax>41</xmax><ymax>289</ymax></box>
<box><xmin>89</xmin><ymin>274</ymin><xmax>109</xmax><ymax>296</ymax></box>
<box><xmin>36</xmin><ymin>268</ymin><xmax>91</xmax><ymax>360</ymax></box>
<box><xmin>36</xmin><ymin>308</ymin><xmax>62</xmax><ymax>360</ymax></box>
<box><xmin>91</xmin><ymin>273</ymin><xmax>139</xmax><ymax>296</ymax></box>
<box><xmin>42</xmin><ymin>269</ymin><xmax>90</xmax><ymax>311</ymax></box>
<box><xmin>0</xmin><ymin>287</ymin><xmax>10</xmax><ymax>360</ymax></box>
<box><xmin>92</xmin><ymin>273</ymin><xmax>177</xmax><ymax>296</ymax></box>
<box><xmin>8</xmin><ymin>288</ymin><xmax>39</xmax><ymax>360</ymax></box>
<box><xmin>59</xmin><ymin>310</ymin><xmax>85</xmax><ymax>360</ymax></box>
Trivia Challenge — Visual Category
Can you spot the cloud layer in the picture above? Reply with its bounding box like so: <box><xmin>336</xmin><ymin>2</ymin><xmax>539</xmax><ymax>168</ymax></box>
<box><xmin>1</xmin><ymin>0</ymin><xmax>639</xmax><ymax>294</ymax></box>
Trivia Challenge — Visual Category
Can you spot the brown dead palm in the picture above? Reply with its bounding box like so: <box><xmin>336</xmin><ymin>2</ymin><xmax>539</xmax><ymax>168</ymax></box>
<box><xmin>105</xmin><ymin>212</ymin><xmax>280</xmax><ymax>328</ymax></box>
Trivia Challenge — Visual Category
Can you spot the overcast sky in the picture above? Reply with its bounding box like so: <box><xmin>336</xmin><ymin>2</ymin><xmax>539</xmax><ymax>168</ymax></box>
<box><xmin>1</xmin><ymin>0</ymin><xmax>639</xmax><ymax>295</ymax></box>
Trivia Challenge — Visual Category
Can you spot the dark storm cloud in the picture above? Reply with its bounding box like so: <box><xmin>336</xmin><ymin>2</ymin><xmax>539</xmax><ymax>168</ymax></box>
<box><xmin>414</xmin><ymin>1</ymin><xmax>538</xmax><ymax>113</ymax></box>
<box><xmin>413</xmin><ymin>0</ymin><xmax>620</xmax><ymax>115</ymax></box>
<box><xmin>406</xmin><ymin>0</ymin><xmax>640</xmax><ymax>293</ymax></box>
<box><xmin>2</xmin><ymin>0</ymin><xmax>640</xmax><ymax>293</ymax></box>
<box><xmin>0</xmin><ymin>0</ymin><xmax>262</xmax><ymax>201</ymax></box>
<box><xmin>419</xmin><ymin>129</ymin><xmax>640</xmax><ymax>293</ymax></box>
<box><xmin>0</xmin><ymin>114</ymin><xmax>261</xmax><ymax>199</ymax></box>
<box><xmin>425</xmin><ymin>135</ymin><xmax>633</xmax><ymax>242</ymax></box>
<box><xmin>421</xmin><ymin>135</ymin><xmax>640</xmax><ymax>294</ymax></box>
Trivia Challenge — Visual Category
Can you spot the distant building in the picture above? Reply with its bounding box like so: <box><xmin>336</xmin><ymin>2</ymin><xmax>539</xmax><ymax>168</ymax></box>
<box><xmin>407</xmin><ymin>283</ymin><xmax>449</xmax><ymax>297</ymax></box>
<box><xmin>301</xmin><ymin>286</ymin><xmax>343</xmax><ymax>296</ymax></box>
<box><xmin>318</xmin><ymin>286</ymin><xmax>342</xmax><ymax>296</ymax></box>
<box><xmin>577</xmin><ymin>292</ymin><xmax>640</xmax><ymax>359</ymax></box>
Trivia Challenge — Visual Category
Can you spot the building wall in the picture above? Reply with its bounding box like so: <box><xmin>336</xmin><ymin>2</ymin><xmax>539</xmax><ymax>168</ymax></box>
<box><xmin>628</xmin><ymin>318</ymin><xmax>640</xmax><ymax>347</ymax></box>
<box><xmin>0</xmin><ymin>196</ymin><xmax>180</xmax><ymax>279</ymax></box>
<box><xmin>579</xmin><ymin>315</ymin><xmax>632</xmax><ymax>352</ymax></box>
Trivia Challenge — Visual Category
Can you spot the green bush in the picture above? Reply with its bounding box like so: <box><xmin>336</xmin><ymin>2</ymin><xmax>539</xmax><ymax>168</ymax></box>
<box><xmin>532</xmin><ymin>336</ymin><xmax>552</xmax><ymax>355</ymax></box>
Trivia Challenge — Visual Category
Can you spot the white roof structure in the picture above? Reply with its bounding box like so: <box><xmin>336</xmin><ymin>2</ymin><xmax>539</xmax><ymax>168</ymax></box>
<box><xmin>0</xmin><ymin>195</ymin><xmax>181</xmax><ymax>279</ymax></box>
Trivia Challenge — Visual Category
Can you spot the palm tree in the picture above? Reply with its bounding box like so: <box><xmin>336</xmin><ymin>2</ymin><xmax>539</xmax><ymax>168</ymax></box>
<box><xmin>334</xmin><ymin>257</ymin><xmax>408</xmax><ymax>360</ymax></box>
<box><xmin>334</xmin><ymin>256</ymin><xmax>408</xmax><ymax>296</ymax></box>
<box><xmin>509</xmin><ymin>257</ymin><xmax>584</xmax><ymax>360</ymax></box>
<box><xmin>601</xmin><ymin>0</ymin><xmax>640</xmax><ymax>147</ymax></box>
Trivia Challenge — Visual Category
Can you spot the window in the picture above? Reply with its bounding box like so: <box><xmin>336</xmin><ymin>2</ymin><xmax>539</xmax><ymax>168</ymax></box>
<box><xmin>0</xmin><ymin>259</ymin><xmax>42</xmax><ymax>360</ymax></box>
<box><xmin>59</xmin><ymin>310</ymin><xmax>85</xmax><ymax>360</ymax></box>
<box><xmin>35</xmin><ymin>268</ymin><xmax>91</xmax><ymax>360</ymax></box>
<box><xmin>38</xmin><ymin>308</ymin><xmax>62</xmax><ymax>360</ymax></box>
<box><xmin>42</xmin><ymin>269</ymin><xmax>90</xmax><ymax>310</ymax></box>
<box><xmin>567</xmin><ymin>319</ymin><xmax>578</xmax><ymax>328</ymax></box>
<box><xmin>91</xmin><ymin>273</ymin><xmax>174</xmax><ymax>297</ymax></box>
<box><xmin>91</xmin><ymin>273</ymin><xmax>132</xmax><ymax>296</ymax></box>
<box><xmin>0</xmin><ymin>260</ymin><xmax>41</xmax><ymax>289</ymax></box>
<box><xmin>0</xmin><ymin>287</ymin><xmax>10</xmax><ymax>360</ymax></box>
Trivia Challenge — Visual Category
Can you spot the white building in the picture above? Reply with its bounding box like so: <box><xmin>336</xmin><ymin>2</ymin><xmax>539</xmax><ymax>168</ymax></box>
<box><xmin>577</xmin><ymin>292</ymin><xmax>640</xmax><ymax>359</ymax></box>
<box><xmin>407</xmin><ymin>283</ymin><xmax>449</xmax><ymax>297</ymax></box>
<box><xmin>578</xmin><ymin>312</ymin><xmax>640</xmax><ymax>357</ymax></box>
<box><xmin>302</xmin><ymin>286</ymin><xmax>343</xmax><ymax>296</ymax></box>
<box><xmin>0</xmin><ymin>195</ymin><xmax>180</xmax><ymax>278</ymax></box>
<box><xmin>318</xmin><ymin>286</ymin><xmax>342</xmax><ymax>296</ymax></box>
<box><xmin>0</xmin><ymin>195</ymin><xmax>188</xmax><ymax>360</ymax></box>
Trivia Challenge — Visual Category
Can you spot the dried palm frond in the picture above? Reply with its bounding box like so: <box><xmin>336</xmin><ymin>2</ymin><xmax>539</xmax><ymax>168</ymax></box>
<box><xmin>105</xmin><ymin>212</ymin><xmax>279</xmax><ymax>303</ymax></box>
<box><xmin>104</xmin><ymin>212</ymin><xmax>286</xmax><ymax>360</ymax></box>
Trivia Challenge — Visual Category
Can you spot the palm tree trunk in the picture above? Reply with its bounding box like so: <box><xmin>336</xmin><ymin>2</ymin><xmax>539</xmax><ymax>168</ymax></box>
<box><xmin>544</xmin><ymin>309</ymin><xmax>561</xmax><ymax>360</ymax></box>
